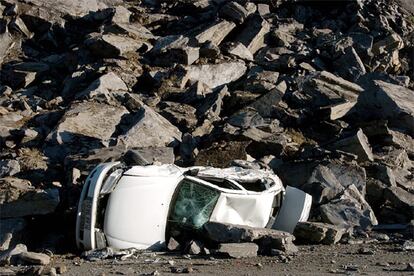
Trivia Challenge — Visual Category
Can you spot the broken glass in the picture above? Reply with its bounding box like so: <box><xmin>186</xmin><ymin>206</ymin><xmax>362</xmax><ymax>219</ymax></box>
<box><xmin>168</xmin><ymin>179</ymin><xmax>220</xmax><ymax>229</ymax></box>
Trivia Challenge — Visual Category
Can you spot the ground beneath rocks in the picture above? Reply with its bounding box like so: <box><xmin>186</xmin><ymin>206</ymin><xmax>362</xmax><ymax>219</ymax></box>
<box><xmin>13</xmin><ymin>243</ymin><xmax>412</xmax><ymax>275</ymax></box>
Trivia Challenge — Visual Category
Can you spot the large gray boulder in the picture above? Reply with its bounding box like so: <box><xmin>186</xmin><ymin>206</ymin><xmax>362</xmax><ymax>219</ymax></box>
<box><xmin>319</xmin><ymin>184</ymin><xmax>378</xmax><ymax>229</ymax></box>
<box><xmin>236</xmin><ymin>15</ymin><xmax>270</xmax><ymax>55</ymax></box>
<box><xmin>244</xmin><ymin>67</ymin><xmax>279</xmax><ymax>94</ymax></box>
<box><xmin>0</xmin><ymin>218</ymin><xmax>27</xmax><ymax>249</ymax></box>
<box><xmin>76</xmin><ymin>72</ymin><xmax>128</xmax><ymax>100</ymax></box>
<box><xmin>25</xmin><ymin>0</ymin><xmax>118</xmax><ymax>18</ymax></box>
<box><xmin>197</xmin><ymin>86</ymin><xmax>230</xmax><ymax>121</ymax></box>
<box><xmin>334</xmin><ymin>47</ymin><xmax>366</xmax><ymax>81</ymax></box>
<box><xmin>383</xmin><ymin>187</ymin><xmax>414</xmax><ymax>221</ymax></box>
<box><xmin>65</xmin><ymin>146</ymin><xmax>175</xmax><ymax>174</ymax></box>
<box><xmin>85</xmin><ymin>32</ymin><xmax>145</xmax><ymax>58</ymax></box>
<box><xmin>0</xmin><ymin>177</ymin><xmax>59</xmax><ymax>218</ymax></box>
<box><xmin>227</xmin><ymin>108</ymin><xmax>267</xmax><ymax>129</ymax></box>
<box><xmin>224</xmin><ymin>42</ymin><xmax>254</xmax><ymax>61</ymax></box>
<box><xmin>0</xmin><ymin>112</ymin><xmax>27</xmax><ymax>141</ymax></box>
<box><xmin>289</xmin><ymin>160</ymin><xmax>367</xmax><ymax>205</ymax></box>
<box><xmin>45</xmin><ymin>102</ymin><xmax>128</xmax><ymax>159</ymax></box>
<box><xmin>357</xmin><ymin>80</ymin><xmax>414</xmax><ymax>136</ymax></box>
<box><xmin>150</xmin><ymin>35</ymin><xmax>199</xmax><ymax>66</ymax></box>
<box><xmin>182</xmin><ymin>61</ymin><xmax>247</xmax><ymax>89</ymax></box>
<box><xmin>117</xmin><ymin>104</ymin><xmax>181</xmax><ymax>148</ymax></box>
<box><xmin>204</xmin><ymin>222</ymin><xmax>293</xmax><ymax>243</ymax></box>
<box><xmin>47</xmin><ymin>102</ymin><xmax>128</xmax><ymax>146</ymax></box>
<box><xmin>203</xmin><ymin>222</ymin><xmax>297</xmax><ymax>254</ymax></box>
<box><xmin>159</xmin><ymin>101</ymin><xmax>198</xmax><ymax>132</ymax></box>
<box><xmin>0</xmin><ymin>32</ymin><xmax>13</xmax><ymax>65</ymax></box>
<box><xmin>219</xmin><ymin>2</ymin><xmax>249</xmax><ymax>24</ymax></box>
<box><xmin>215</xmin><ymin>243</ymin><xmax>258</xmax><ymax>258</ymax></box>
<box><xmin>297</xmin><ymin>71</ymin><xmax>363</xmax><ymax>117</ymax></box>
<box><xmin>106</xmin><ymin>6</ymin><xmax>155</xmax><ymax>40</ymax></box>
<box><xmin>195</xmin><ymin>20</ymin><xmax>236</xmax><ymax>46</ymax></box>
<box><xmin>294</xmin><ymin>222</ymin><xmax>345</xmax><ymax>245</ymax></box>
<box><xmin>248</xmin><ymin>88</ymin><xmax>284</xmax><ymax>118</ymax></box>
<box><xmin>329</xmin><ymin>129</ymin><xmax>374</xmax><ymax>162</ymax></box>
<box><xmin>302</xmin><ymin>164</ymin><xmax>346</xmax><ymax>205</ymax></box>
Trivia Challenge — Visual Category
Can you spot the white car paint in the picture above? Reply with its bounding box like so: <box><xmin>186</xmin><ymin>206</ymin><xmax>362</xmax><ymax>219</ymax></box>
<box><xmin>210</xmin><ymin>192</ymin><xmax>276</xmax><ymax>228</ymax></box>
<box><xmin>76</xmin><ymin>162</ymin><xmax>122</xmax><ymax>250</ymax></box>
<box><xmin>104</xmin><ymin>174</ymin><xmax>183</xmax><ymax>250</ymax></box>
<box><xmin>76</xmin><ymin>162</ymin><xmax>312</xmax><ymax>251</ymax></box>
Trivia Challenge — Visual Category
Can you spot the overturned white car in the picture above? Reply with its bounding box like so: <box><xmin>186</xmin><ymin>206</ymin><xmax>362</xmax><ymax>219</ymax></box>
<box><xmin>76</xmin><ymin>162</ymin><xmax>312</xmax><ymax>251</ymax></box>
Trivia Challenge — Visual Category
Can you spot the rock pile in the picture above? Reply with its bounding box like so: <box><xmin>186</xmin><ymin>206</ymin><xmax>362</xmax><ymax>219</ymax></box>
<box><xmin>0</xmin><ymin>0</ymin><xmax>413</xmax><ymax>259</ymax></box>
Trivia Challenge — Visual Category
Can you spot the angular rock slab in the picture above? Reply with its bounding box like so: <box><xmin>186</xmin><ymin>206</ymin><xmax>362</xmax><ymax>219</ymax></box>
<box><xmin>334</xmin><ymin>47</ymin><xmax>366</xmax><ymax>81</ymax></box>
<box><xmin>117</xmin><ymin>104</ymin><xmax>181</xmax><ymax>148</ymax></box>
<box><xmin>245</xmin><ymin>67</ymin><xmax>279</xmax><ymax>92</ymax></box>
<box><xmin>182</xmin><ymin>61</ymin><xmax>247</xmax><ymax>89</ymax></box>
<box><xmin>150</xmin><ymin>35</ymin><xmax>199</xmax><ymax>65</ymax></box>
<box><xmin>249</xmin><ymin>88</ymin><xmax>284</xmax><ymax>117</ymax></box>
<box><xmin>25</xmin><ymin>0</ymin><xmax>114</xmax><ymax>17</ymax></box>
<box><xmin>320</xmin><ymin>101</ymin><xmax>356</xmax><ymax>120</ymax></box>
<box><xmin>203</xmin><ymin>222</ymin><xmax>296</xmax><ymax>254</ymax></box>
<box><xmin>302</xmin><ymin>164</ymin><xmax>346</xmax><ymax>204</ymax></box>
<box><xmin>76</xmin><ymin>72</ymin><xmax>128</xmax><ymax>100</ymax></box>
<box><xmin>372</xmin><ymin>33</ymin><xmax>404</xmax><ymax>55</ymax></box>
<box><xmin>319</xmin><ymin>184</ymin><xmax>378</xmax><ymax>229</ymax></box>
<box><xmin>383</xmin><ymin>186</ymin><xmax>414</xmax><ymax>221</ymax></box>
<box><xmin>0</xmin><ymin>244</ymin><xmax>27</xmax><ymax>265</ymax></box>
<box><xmin>236</xmin><ymin>15</ymin><xmax>270</xmax><ymax>54</ymax></box>
<box><xmin>65</xmin><ymin>146</ymin><xmax>175</xmax><ymax>174</ymax></box>
<box><xmin>215</xmin><ymin>243</ymin><xmax>258</xmax><ymax>258</ymax></box>
<box><xmin>195</xmin><ymin>20</ymin><xmax>236</xmax><ymax>46</ymax></box>
<box><xmin>0</xmin><ymin>32</ymin><xmax>13</xmax><ymax>65</ymax></box>
<box><xmin>299</xmin><ymin>71</ymin><xmax>363</xmax><ymax>109</ymax></box>
<box><xmin>219</xmin><ymin>2</ymin><xmax>249</xmax><ymax>24</ymax></box>
<box><xmin>0</xmin><ymin>112</ymin><xmax>26</xmax><ymax>140</ymax></box>
<box><xmin>204</xmin><ymin>222</ymin><xmax>294</xmax><ymax>241</ymax></box>
<box><xmin>47</xmin><ymin>102</ymin><xmax>128</xmax><ymax>147</ymax></box>
<box><xmin>18</xmin><ymin>252</ymin><xmax>50</xmax><ymax>265</ymax></box>
<box><xmin>159</xmin><ymin>101</ymin><xmax>198</xmax><ymax>131</ymax></box>
<box><xmin>294</xmin><ymin>222</ymin><xmax>345</xmax><ymax>245</ymax></box>
<box><xmin>224</xmin><ymin>42</ymin><xmax>254</xmax><ymax>61</ymax></box>
<box><xmin>0</xmin><ymin>218</ymin><xmax>27</xmax><ymax>249</ymax></box>
<box><xmin>197</xmin><ymin>86</ymin><xmax>230</xmax><ymax>121</ymax></box>
<box><xmin>123</xmin><ymin>148</ymin><xmax>175</xmax><ymax>165</ymax></box>
<box><xmin>85</xmin><ymin>33</ymin><xmax>145</xmax><ymax>58</ymax></box>
<box><xmin>357</xmin><ymin>80</ymin><xmax>414</xmax><ymax>136</ymax></box>
<box><xmin>0</xmin><ymin>177</ymin><xmax>59</xmax><ymax>218</ymax></box>
<box><xmin>329</xmin><ymin>129</ymin><xmax>374</xmax><ymax>162</ymax></box>
<box><xmin>297</xmin><ymin>160</ymin><xmax>367</xmax><ymax>205</ymax></box>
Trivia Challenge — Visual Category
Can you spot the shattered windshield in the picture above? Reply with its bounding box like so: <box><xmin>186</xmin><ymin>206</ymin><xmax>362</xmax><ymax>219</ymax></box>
<box><xmin>168</xmin><ymin>178</ymin><xmax>220</xmax><ymax>229</ymax></box>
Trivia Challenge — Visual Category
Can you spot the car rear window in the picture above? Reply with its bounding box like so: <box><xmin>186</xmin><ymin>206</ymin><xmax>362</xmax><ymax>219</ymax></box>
<box><xmin>168</xmin><ymin>179</ymin><xmax>220</xmax><ymax>229</ymax></box>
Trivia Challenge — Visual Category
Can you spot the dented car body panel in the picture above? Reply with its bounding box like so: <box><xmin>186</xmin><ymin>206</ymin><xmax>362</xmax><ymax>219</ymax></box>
<box><xmin>76</xmin><ymin>162</ymin><xmax>312</xmax><ymax>251</ymax></box>
<box><xmin>210</xmin><ymin>192</ymin><xmax>276</xmax><ymax>228</ymax></box>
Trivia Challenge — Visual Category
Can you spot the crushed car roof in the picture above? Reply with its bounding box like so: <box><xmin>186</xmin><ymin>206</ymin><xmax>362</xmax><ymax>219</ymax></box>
<box><xmin>123</xmin><ymin>164</ymin><xmax>284</xmax><ymax>192</ymax></box>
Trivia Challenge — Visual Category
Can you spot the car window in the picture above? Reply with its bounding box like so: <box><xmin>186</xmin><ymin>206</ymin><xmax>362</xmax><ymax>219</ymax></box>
<box><xmin>168</xmin><ymin>178</ymin><xmax>220</xmax><ymax>229</ymax></box>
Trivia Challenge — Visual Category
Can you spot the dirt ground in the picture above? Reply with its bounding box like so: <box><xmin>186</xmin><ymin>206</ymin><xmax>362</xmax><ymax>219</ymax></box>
<box><xmin>29</xmin><ymin>242</ymin><xmax>413</xmax><ymax>276</ymax></box>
